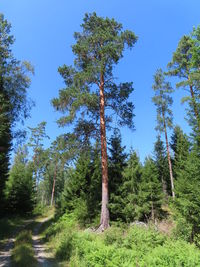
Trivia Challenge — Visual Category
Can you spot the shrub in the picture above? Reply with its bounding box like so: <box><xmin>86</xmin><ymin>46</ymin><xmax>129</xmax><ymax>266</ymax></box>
<box><xmin>140</xmin><ymin>240</ymin><xmax>200</xmax><ymax>267</ymax></box>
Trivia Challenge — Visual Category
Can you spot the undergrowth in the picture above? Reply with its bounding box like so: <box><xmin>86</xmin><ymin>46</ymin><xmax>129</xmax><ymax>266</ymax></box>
<box><xmin>44</xmin><ymin>213</ymin><xmax>200</xmax><ymax>267</ymax></box>
<box><xmin>11</xmin><ymin>230</ymin><xmax>36</xmax><ymax>267</ymax></box>
<box><xmin>0</xmin><ymin>217</ymin><xmax>24</xmax><ymax>241</ymax></box>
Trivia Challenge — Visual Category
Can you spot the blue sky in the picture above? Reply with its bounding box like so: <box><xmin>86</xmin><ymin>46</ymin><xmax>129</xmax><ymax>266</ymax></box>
<box><xmin>1</xmin><ymin>0</ymin><xmax>200</xmax><ymax>161</ymax></box>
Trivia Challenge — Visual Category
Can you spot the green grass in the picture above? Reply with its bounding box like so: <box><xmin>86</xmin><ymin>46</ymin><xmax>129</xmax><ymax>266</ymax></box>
<box><xmin>11</xmin><ymin>230</ymin><xmax>37</xmax><ymax>267</ymax></box>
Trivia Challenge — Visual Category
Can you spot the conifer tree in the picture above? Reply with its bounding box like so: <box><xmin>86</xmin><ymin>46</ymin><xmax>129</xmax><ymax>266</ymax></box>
<box><xmin>119</xmin><ymin>151</ymin><xmax>142</xmax><ymax>222</ymax></box>
<box><xmin>0</xmin><ymin>14</ymin><xmax>33</xmax><ymax>212</ymax></box>
<box><xmin>137</xmin><ymin>157</ymin><xmax>163</xmax><ymax>222</ymax></box>
<box><xmin>153</xmin><ymin>135</ymin><xmax>169</xmax><ymax>197</ymax></box>
<box><xmin>52</xmin><ymin>13</ymin><xmax>137</xmax><ymax>229</ymax></box>
<box><xmin>167</xmin><ymin>28</ymin><xmax>200</xmax><ymax>141</ymax></box>
<box><xmin>170</xmin><ymin>126</ymin><xmax>190</xmax><ymax>178</ymax></box>
<box><xmin>28</xmin><ymin>121</ymin><xmax>49</xmax><ymax>187</ymax></box>
<box><xmin>152</xmin><ymin>69</ymin><xmax>175</xmax><ymax>198</ymax></box>
<box><xmin>175</xmin><ymin>150</ymin><xmax>200</xmax><ymax>242</ymax></box>
<box><xmin>60</xmin><ymin>145</ymin><xmax>102</xmax><ymax>224</ymax></box>
<box><xmin>108</xmin><ymin>130</ymin><xmax>127</xmax><ymax>220</ymax></box>
<box><xmin>4</xmin><ymin>146</ymin><xmax>35</xmax><ymax>214</ymax></box>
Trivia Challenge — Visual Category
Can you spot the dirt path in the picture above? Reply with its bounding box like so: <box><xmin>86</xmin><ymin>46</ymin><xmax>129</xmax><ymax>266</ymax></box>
<box><xmin>0</xmin><ymin>237</ymin><xmax>14</xmax><ymax>267</ymax></box>
<box><xmin>0</xmin><ymin>216</ymin><xmax>57</xmax><ymax>267</ymax></box>
<box><xmin>32</xmin><ymin>217</ymin><xmax>57</xmax><ymax>267</ymax></box>
<box><xmin>0</xmin><ymin>219</ymin><xmax>34</xmax><ymax>267</ymax></box>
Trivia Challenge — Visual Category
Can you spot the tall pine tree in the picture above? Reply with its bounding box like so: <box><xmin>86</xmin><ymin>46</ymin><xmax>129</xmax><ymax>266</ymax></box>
<box><xmin>152</xmin><ymin>69</ymin><xmax>175</xmax><ymax>198</ymax></box>
<box><xmin>52</xmin><ymin>13</ymin><xmax>137</xmax><ymax>229</ymax></box>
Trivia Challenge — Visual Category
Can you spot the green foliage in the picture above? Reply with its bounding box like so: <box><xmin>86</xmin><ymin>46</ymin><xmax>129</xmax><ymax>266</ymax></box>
<box><xmin>136</xmin><ymin>157</ymin><xmax>163</xmax><ymax>221</ymax></box>
<box><xmin>108</xmin><ymin>130</ymin><xmax>127</xmax><ymax>220</ymax></box>
<box><xmin>170</xmin><ymin>126</ymin><xmax>190</xmax><ymax>178</ymax></box>
<box><xmin>0</xmin><ymin>217</ymin><xmax>23</xmax><ymax>240</ymax></box>
<box><xmin>11</xmin><ymin>230</ymin><xmax>36</xmax><ymax>267</ymax></box>
<box><xmin>152</xmin><ymin>69</ymin><xmax>174</xmax><ymax>132</ymax></box>
<box><xmin>167</xmin><ymin>28</ymin><xmax>200</xmax><ymax>142</ymax></box>
<box><xmin>0</xmin><ymin>14</ymin><xmax>33</xmax><ymax>214</ymax></box>
<box><xmin>45</xmin><ymin>212</ymin><xmax>200</xmax><ymax>266</ymax></box>
<box><xmin>4</xmin><ymin>148</ymin><xmax>35</xmax><ymax>214</ymax></box>
<box><xmin>140</xmin><ymin>240</ymin><xmax>200</xmax><ymax>267</ymax></box>
<box><xmin>118</xmin><ymin>151</ymin><xmax>142</xmax><ymax>222</ymax></box>
<box><xmin>58</xmin><ymin>144</ymin><xmax>101</xmax><ymax>225</ymax></box>
<box><xmin>174</xmin><ymin>150</ymin><xmax>200</xmax><ymax>242</ymax></box>
<box><xmin>153</xmin><ymin>135</ymin><xmax>170</xmax><ymax>196</ymax></box>
<box><xmin>52</xmin><ymin>12</ymin><xmax>137</xmax><ymax>143</ymax></box>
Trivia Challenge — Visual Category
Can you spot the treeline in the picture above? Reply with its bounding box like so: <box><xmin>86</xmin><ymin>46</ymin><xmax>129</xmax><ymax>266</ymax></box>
<box><xmin>1</xmin><ymin>12</ymin><xmax>200</xmax><ymax>245</ymax></box>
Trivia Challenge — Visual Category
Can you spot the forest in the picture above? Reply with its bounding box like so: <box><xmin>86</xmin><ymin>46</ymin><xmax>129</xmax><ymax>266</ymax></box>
<box><xmin>1</xmin><ymin>4</ymin><xmax>200</xmax><ymax>267</ymax></box>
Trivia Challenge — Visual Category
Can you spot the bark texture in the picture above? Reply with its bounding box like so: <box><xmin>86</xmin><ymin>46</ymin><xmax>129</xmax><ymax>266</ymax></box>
<box><xmin>163</xmin><ymin>117</ymin><xmax>175</xmax><ymax>198</ymax></box>
<box><xmin>99</xmin><ymin>73</ymin><xmax>110</xmax><ymax>230</ymax></box>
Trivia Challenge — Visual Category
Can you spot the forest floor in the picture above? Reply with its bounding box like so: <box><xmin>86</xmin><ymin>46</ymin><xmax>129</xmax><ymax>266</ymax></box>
<box><xmin>0</xmin><ymin>213</ymin><xmax>57</xmax><ymax>267</ymax></box>
<box><xmin>32</xmin><ymin>216</ymin><xmax>57</xmax><ymax>267</ymax></box>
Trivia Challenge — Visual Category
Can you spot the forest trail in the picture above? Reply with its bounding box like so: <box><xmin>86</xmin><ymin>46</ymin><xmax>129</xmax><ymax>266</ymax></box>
<box><xmin>32</xmin><ymin>216</ymin><xmax>57</xmax><ymax>267</ymax></box>
<box><xmin>0</xmin><ymin>216</ymin><xmax>57</xmax><ymax>267</ymax></box>
<box><xmin>0</xmin><ymin>218</ymin><xmax>33</xmax><ymax>267</ymax></box>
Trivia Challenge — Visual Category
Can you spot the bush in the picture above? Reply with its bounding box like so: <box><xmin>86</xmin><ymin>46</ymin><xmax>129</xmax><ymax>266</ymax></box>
<box><xmin>45</xmin><ymin>212</ymin><xmax>200</xmax><ymax>266</ymax></box>
<box><xmin>140</xmin><ymin>240</ymin><xmax>200</xmax><ymax>267</ymax></box>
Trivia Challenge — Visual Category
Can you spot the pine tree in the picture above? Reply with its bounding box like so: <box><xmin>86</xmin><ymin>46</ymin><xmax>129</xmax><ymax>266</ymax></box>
<box><xmin>167</xmin><ymin>28</ymin><xmax>200</xmax><ymax>142</ymax></box>
<box><xmin>28</xmin><ymin>121</ymin><xmax>49</xmax><ymax>187</ymax></box>
<box><xmin>152</xmin><ymin>69</ymin><xmax>175</xmax><ymax>198</ymax></box>
<box><xmin>52</xmin><ymin>13</ymin><xmax>137</xmax><ymax>229</ymax></box>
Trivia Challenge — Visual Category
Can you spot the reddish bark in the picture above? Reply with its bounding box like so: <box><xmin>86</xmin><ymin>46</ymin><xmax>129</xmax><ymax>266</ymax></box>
<box><xmin>99</xmin><ymin>72</ymin><xmax>110</xmax><ymax>230</ymax></box>
<box><xmin>163</xmin><ymin>114</ymin><xmax>175</xmax><ymax>198</ymax></box>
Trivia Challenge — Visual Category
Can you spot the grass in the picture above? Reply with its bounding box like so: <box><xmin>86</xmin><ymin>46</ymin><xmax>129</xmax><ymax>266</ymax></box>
<box><xmin>11</xmin><ymin>230</ymin><xmax>37</xmax><ymax>267</ymax></box>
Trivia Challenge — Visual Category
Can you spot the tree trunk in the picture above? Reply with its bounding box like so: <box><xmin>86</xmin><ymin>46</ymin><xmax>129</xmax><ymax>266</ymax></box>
<box><xmin>50</xmin><ymin>162</ymin><xmax>57</xmax><ymax>206</ymax></box>
<box><xmin>163</xmin><ymin>118</ymin><xmax>175</xmax><ymax>198</ymax></box>
<box><xmin>189</xmin><ymin>85</ymin><xmax>200</xmax><ymax>135</ymax></box>
<box><xmin>98</xmin><ymin>72</ymin><xmax>110</xmax><ymax>231</ymax></box>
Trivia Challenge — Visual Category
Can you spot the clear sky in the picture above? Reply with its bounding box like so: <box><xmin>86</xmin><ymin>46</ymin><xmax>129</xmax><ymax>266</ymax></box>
<box><xmin>1</xmin><ymin>0</ymin><xmax>200</xmax><ymax>161</ymax></box>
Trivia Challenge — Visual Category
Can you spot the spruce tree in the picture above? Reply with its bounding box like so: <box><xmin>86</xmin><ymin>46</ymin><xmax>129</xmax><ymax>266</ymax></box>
<box><xmin>170</xmin><ymin>126</ymin><xmax>190</xmax><ymax>178</ymax></box>
<box><xmin>119</xmin><ymin>151</ymin><xmax>142</xmax><ymax>223</ymax></box>
<box><xmin>108</xmin><ymin>130</ymin><xmax>127</xmax><ymax>220</ymax></box>
<box><xmin>60</xmin><ymin>144</ymin><xmax>102</xmax><ymax>224</ymax></box>
<box><xmin>0</xmin><ymin>14</ymin><xmax>33</xmax><ymax>212</ymax></box>
<box><xmin>52</xmin><ymin>13</ymin><xmax>137</xmax><ymax>229</ymax></box>
<box><xmin>137</xmin><ymin>157</ymin><xmax>163</xmax><ymax>222</ymax></box>
<box><xmin>4</xmin><ymin>146</ymin><xmax>35</xmax><ymax>214</ymax></box>
<box><xmin>152</xmin><ymin>69</ymin><xmax>175</xmax><ymax>198</ymax></box>
<box><xmin>175</xmin><ymin>150</ymin><xmax>200</xmax><ymax>242</ymax></box>
<box><xmin>153</xmin><ymin>135</ymin><xmax>169</xmax><ymax>197</ymax></box>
